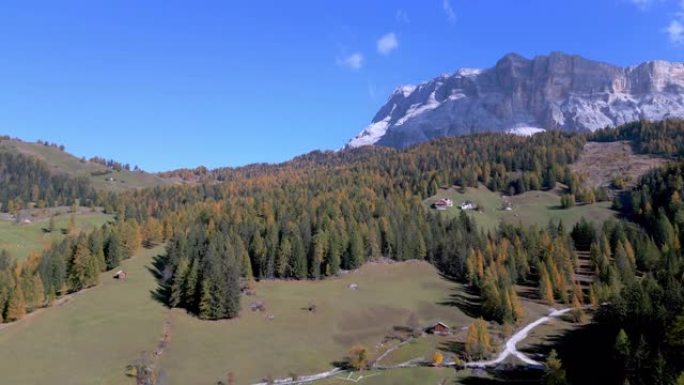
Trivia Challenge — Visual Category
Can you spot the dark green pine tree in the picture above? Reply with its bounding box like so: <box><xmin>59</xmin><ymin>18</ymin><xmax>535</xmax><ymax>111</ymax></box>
<box><xmin>346</xmin><ymin>226</ymin><xmax>364</xmax><ymax>270</ymax></box>
<box><xmin>183</xmin><ymin>257</ymin><xmax>199</xmax><ymax>311</ymax></box>
<box><xmin>288</xmin><ymin>233</ymin><xmax>307</xmax><ymax>279</ymax></box>
<box><xmin>88</xmin><ymin>230</ymin><xmax>106</xmax><ymax>273</ymax></box>
<box><xmin>105</xmin><ymin>231</ymin><xmax>123</xmax><ymax>270</ymax></box>
<box><xmin>325</xmin><ymin>233</ymin><xmax>341</xmax><ymax>276</ymax></box>
<box><xmin>169</xmin><ymin>256</ymin><xmax>188</xmax><ymax>308</ymax></box>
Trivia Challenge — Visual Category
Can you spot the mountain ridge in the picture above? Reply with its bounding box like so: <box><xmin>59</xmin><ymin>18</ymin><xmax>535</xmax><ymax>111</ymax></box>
<box><xmin>346</xmin><ymin>52</ymin><xmax>684</xmax><ymax>149</ymax></box>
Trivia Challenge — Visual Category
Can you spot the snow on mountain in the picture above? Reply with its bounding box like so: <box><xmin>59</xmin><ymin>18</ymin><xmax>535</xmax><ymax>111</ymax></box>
<box><xmin>345</xmin><ymin>52</ymin><xmax>684</xmax><ymax>149</ymax></box>
<box><xmin>346</xmin><ymin>116</ymin><xmax>392</xmax><ymax>147</ymax></box>
<box><xmin>506</xmin><ymin>127</ymin><xmax>546</xmax><ymax>136</ymax></box>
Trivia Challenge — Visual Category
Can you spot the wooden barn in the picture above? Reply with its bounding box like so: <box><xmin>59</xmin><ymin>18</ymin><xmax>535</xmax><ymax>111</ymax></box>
<box><xmin>426</xmin><ymin>322</ymin><xmax>451</xmax><ymax>335</ymax></box>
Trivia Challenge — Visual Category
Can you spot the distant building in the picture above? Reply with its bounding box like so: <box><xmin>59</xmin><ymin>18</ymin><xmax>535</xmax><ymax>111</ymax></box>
<box><xmin>426</xmin><ymin>322</ymin><xmax>451</xmax><ymax>335</ymax></box>
<box><xmin>433</xmin><ymin>198</ymin><xmax>454</xmax><ymax>210</ymax></box>
<box><xmin>459</xmin><ymin>201</ymin><xmax>476</xmax><ymax>210</ymax></box>
<box><xmin>113</xmin><ymin>270</ymin><xmax>127</xmax><ymax>280</ymax></box>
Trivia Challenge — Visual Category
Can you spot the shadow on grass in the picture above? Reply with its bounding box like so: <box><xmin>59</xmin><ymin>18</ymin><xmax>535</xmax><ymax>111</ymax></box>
<box><xmin>516</xmin><ymin>282</ymin><xmax>543</xmax><ymax>303</ymax></box>
<box><xmin>147</xmin><ymin>253</ymin><xmax>171</xmax><ymax>308</ymax></box>
<box><xmin>437</xmin><ymin>282</ymin><xmax>484</xmax><ymax>319</ymax></box>
<box><xmin>458</xmin><ymin>368</ymin><xmax>543</xmax><ymax>385</ymax></box>
<box><xmin>518</xmin><ymin>321</ymin><xmax>624</xmax><ymax>385</ymax></box>
<box><xmin>439</xmin><ymin>340</ymin><xmax>465</xmax><ymax>355</ymax></box>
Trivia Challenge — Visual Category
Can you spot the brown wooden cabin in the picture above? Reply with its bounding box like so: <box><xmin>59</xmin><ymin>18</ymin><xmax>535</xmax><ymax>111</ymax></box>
<box><xmin>426</xmin><ymin>321</ymin><xmax>451</xmax><ymax>335</ymax></box>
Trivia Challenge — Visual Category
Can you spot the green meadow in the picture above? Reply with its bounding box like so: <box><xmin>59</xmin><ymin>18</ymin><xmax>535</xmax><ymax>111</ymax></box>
<box><xmin>0</xmin><ymin>245</ymin><xmax>166</xmax><ymax>385</ymax></box>
<box><xmin>0</xmin><ymin>210</ymin><xmax>112</xmax><ymax>261</ymax></box>
<box><xmin>425</xmin><ymin>184</ymin><xmax>616</xmax><ymax>232</ymax></box>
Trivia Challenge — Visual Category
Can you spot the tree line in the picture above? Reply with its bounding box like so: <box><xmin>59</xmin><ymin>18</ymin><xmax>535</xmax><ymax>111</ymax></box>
<box><xmin>0</xmin><ymin>151</ymin><xmax>96</xmax><ymax>213</ymax></box>
<box><xmin>591</xmin><ymin>118</ymin><xmax>684</xmax><ymax>158</ymax></box>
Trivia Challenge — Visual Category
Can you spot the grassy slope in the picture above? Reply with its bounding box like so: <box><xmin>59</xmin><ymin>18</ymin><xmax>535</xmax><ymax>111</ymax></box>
<box><xmin>425</xmin><ymin>184</ymin><xmax>503</xmax><ymax>232</ymax></box>
<box><xmin>425</xmin><ymin>184</ymin><xmax>616</xmax><ymax>232</ymax></box>
<box><xmin>0</xmin><ymin>139</ymin><xmax>174</xmax><ymax>192</ymax></box>
<box><xmin>0</xmin><ymin>253</ymin><xmax>475</xmax><ymax>385</ymax></box>
<box><xmin>160</xmin><ymin>261</ymin><xmax>473</xmax><ymax>385</ymax></box>
<box><xmin>375</xmin><ymin>335</ymin><xmax>440</xmax><ymax>367</ymax></box>
<box><xmin>0</xmin><ymin>245</ymin><xmax>166</xmax><ymax>385</ymax></box>
<box><xmin>0</xmin><ymin>209</ymin><xmax>112</xmax><ymax>261</ymax></box>
<box><xmin>504</xmin><ymin>190</ymin><xmax>614</xmax><ymax>228</ymax></box>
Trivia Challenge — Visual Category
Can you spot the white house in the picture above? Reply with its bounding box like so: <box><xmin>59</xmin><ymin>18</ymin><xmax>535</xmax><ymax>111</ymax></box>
<box><xmin>459</xmin><ymin>201</ymin><xmax>476</xmax><ymax>210</ymax></box>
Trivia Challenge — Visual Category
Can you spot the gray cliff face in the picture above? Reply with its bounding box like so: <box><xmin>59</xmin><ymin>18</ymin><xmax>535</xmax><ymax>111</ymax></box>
<box><xmin>346</xmin><ymin>52</ymin><xmax>684</xmax><ymax>149</ymax></box>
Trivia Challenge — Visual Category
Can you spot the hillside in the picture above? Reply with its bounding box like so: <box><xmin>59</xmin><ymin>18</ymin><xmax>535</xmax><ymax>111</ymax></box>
<box><xmin>0</xmin><ymin>138</ymin><xmax>176</xmax><ymax>192</ymax></box>
<box><xmin>0</xmin><ymin>121</ymin><xmax>681</xmax><ymax>385</ymax></box>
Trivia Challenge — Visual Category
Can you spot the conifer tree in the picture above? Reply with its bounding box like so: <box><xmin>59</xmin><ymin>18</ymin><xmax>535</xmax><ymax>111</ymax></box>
<box><xmin>183</xmin><ymin>258</ymin><xmax>199</xmax><ymax>308</ymax></box>
<box><xmin>69</xmin><ymin>235</ymin><xmax>98</xmax><ymax>291</ymax></box>
<box><xmin>347</xmin><ymin>227</ymin><xmax>364</xmax><ymax>270</ymax></box>
<box><xmin>311</xmin><ymin>231</ymin><xmax>327</xmax><ymax>279</ymax></box>
<box><xmin>544</xmin><ymin>349</ymin><xmax>568</xmax><ymax>385</ymax></box>
<box><xmin>539</xmin><ymin>263</ymin><xmax>555</xmax><ymax>304</ymax></box>
<box><xmin>198</xmin><ymin>279</ymin><xmax>212</xmax><ymax>319</ymax></box>
<box><xmin>5</xmin><ymin>285</ymin><xmax>26</xmax><ymax>322</ymax></box>
<box><xmin>277</xmin><ymin>238</ymin><xmax>292</xmax><ymax>278</ymax></box>
<box><xmin>89</xmin><ymin>231</ymin><xmax>106</xmax><ymax>273</ymax></box>
<box><xmin>169</xmin><ymin>256</ymin><xmax>188</xmax><ymax>308</ymax></box>
<box><xmin>249</xmin><ymin>231</ymin><xmax>267</xmax><ymax>279</ymax></box>
<box><xmin>325</xmin><ymin>234</ymin><xmax>341</xmax><ymax>276</ymax></box>
<box><xmin>509</xmin><ymin>286</ymin><xmax>524</xmax><ymax>321</ymax></box>
<box><xmin>105</xmin><ymin>231</ymin><xmax>123</xmax><ymax>270</ymax></box>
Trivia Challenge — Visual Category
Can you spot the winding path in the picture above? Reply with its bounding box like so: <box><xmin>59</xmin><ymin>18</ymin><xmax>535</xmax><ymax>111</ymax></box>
<box><xmin>249</xmin><ymin>307</ymin><xmax>571</xmax><ymax>385</ymax></box>
<box><xmin>464</xmin><ymin>307</ymin><xmax>571</xmax><ymax>368</ymax></box>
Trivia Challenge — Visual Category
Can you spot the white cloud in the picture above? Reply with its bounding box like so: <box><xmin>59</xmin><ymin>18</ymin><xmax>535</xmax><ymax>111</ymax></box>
<box><xmin>337</xmin><ymin>52</ymin><xmax>364</xmax><ymax>70</ymax></box>
<box><xmin>664</xmin><ymin>0</ymin><xmax>684</xmax><ymax>45</ymax></box>
<box><xmin>443</xmin><ymin>0</ymin><xmax>456</xmax><ymax>24</ymax></box>
<box><xmin>630</xmin><ymin>0</ymin><xmax>654</xmax><ymax>9</ymax></box>
<box><xmin>395</xmin><ymin>9</ymin><xmax>410</xmax><ymax>24</ymax></box>
<box><xmin>377</xmin><ymin>33</ymin><xmax>399</xmax><ymax>55</ymax></box>
<box><xmin>667</xmin><ymin>19</ymin><xmax>684</xmax><ymax>44</ymax></box>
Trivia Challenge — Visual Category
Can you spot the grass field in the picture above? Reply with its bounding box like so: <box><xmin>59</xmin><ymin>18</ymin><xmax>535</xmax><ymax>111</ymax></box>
<box><xmin>0</xmin><ymin>209</ymin><xmax>113</xmax><ymax>261</ymax></box>
<box><xmin>424</xmin><ymin>184</ymin><xmax>504</xmax><ymax>232</ymax></box>
<box><xmin>0</xmin><ymin>139</ymin><xmax>174</xmax><ymax>192</ymax></box>
<box><xmin>375</xmin><ymin>335</ymin><xmax>440</xmax><ymax>367</ymax></box>
<box><xmin>503</xmin><ymin>189</ymin><xmax>615</xmax><ymax>228</ymax></box>
<box><xmin>425</xmin><ymin>184</ymin><xmax>617</xmax><ymax>232</ymax></box>
<box><xmin>160</xmin><ymin>261</ymin><xmax>474</xmax><ymax>385</ymax></box>
<box><xmin>0</xmin><ymin>245</ymin><xmax>166</xmax><ymax>385</ymax></box>
<box><xmin>0</xmin><ymin>248</ymin><xmax>479</xmax><ymax>385</ymax></box>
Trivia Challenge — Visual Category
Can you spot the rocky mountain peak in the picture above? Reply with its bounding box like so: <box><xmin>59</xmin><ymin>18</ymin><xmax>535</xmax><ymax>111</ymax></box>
<box><xmin>346</xmin><ymin>52</ymin><xmax>684</xmax><ymax>149</ymax></box>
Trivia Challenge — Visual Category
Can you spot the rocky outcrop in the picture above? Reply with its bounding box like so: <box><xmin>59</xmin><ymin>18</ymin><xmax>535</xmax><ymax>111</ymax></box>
<box><xmin>346</xmin><ymin>52</ymin><xmax>684</xmax><ymax>149</ymax></box>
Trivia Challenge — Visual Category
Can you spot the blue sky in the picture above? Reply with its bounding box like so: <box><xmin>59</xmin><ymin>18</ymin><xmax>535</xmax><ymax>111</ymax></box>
<box><xmin>1</xmin><ymin>0</ymin><xmax>683</xmax><ymax>171</ymax></box>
